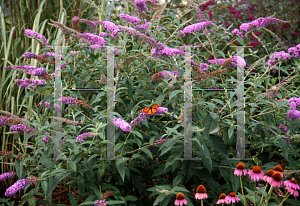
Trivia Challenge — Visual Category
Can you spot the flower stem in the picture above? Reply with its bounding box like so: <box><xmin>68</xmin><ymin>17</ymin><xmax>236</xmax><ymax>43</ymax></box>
<box><xmin>201</xmin><ymin>199</ymin><xmax>203</xmax><ymax>206</ymax></box>
<box><xmin>240</xmin><ymin>176</ymin><xmax>246</xmax><ymax>206</ymax></box>
<box><xmin>259</xmin><ymin>182</ymin><xmax>268</xmax><ymax>204</ymax></box>
<box><xmin>265</xmin><ymin>185</ymin><xmax>274</xmax><ymax>205</ymax></box>
<box><xmin>254</xmin><ymin>181</ymin><xmax>256</xmax><ymax>206</ymax></box>
<box><xmin>278</xmin><ymin>192</ymin><xmax>290</xmax><ymax>206</ymax></box>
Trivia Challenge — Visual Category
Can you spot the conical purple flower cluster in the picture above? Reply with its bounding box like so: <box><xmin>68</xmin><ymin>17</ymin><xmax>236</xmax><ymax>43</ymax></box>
<box><xmin>267</xmin><ymin>51</ymin><xmax>291</xmax><ymax>67</ymax></box>
<box><xmin>208</xmin><ymin>58</ymin><xmax>226</xmax><ymax>64</ymax></box>
<box><xmin>120</xmin><ymin>13</ymin><xmax>141</xmax><ymax>24</ymax></box>
<box><xmin>10</xmin><ymin>124</ymin><xmax>36</xmax><ymax>133</ymax></box>
<box><xmin>179</xmin><ymin>21</ymin><xmax>213</xmax><ymax>35</ymax></box>
<box><xmin>0</xmin><ymin>172</ymin><xmax>16</xmax><ymax>182</ymax></box>
<box><xmin>14</xmin><ymin>78</ymin><xmax>45</xmax><ymax>89</ymax></box>
<box><xmin>135</xmin><ymin>0</ymin><xmax>146</xmax><ymax>12</ymax></box>
<box><xmin>151</xmin><ymin>47</ymin><xmax>185</xmax><ymax>59</ymax></box>
<box><xmin>24</xmin><ymin>29</ymin><xmax>50</xmax><ymax>46</ymax></box>
<box><xmin>161</xmin><ymin>70</ymin><xmax>179</xmax><ymax>81</ymax></box>
<box><xmin>240</xmin><ymin>17</ymin><xmax>287</xmax><ymax>32</ymax></box>
<box><xmin>76</xmin><ymin>132</ymin><xmax>99</xmax><ymax>143</ymax></box>
<box><xmin>23</xmin><ymin>52</ymin><xmax>38</xmax><ymax>59</ymax></box>
<box><xmin>231</xmin><ymin>56</ymin><xmax>247</xmax><ymax>68</ymax></box>
<box><xmin>113</xmin><ymin>117</ymin><xmax>131</xmax><ymax>132</ymax></box>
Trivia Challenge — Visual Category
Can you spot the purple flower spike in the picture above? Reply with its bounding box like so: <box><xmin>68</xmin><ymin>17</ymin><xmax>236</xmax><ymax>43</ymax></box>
<box><xmin>182</xmin><ymin>21</ymin><xmax>213</xmax><ymax>34</ymax></box>
<box><xmin>0</xmin><ymin>172</ymin><xmax>16</xmax><ymax>182</ymax></box>
<box><xmin>151</xmin><ymin>47</ymin><xmax>185</xmax><ymax>59</ymax></box>
<box><xmin>120</xmin><ymin>13</ymin><xmax>141</xmax><ymax>24</ymax></box>
<box><xmin>72</xmin><ymin>16</ymin><xmax>80</xmax><ymax>23</ymax></box>
<box><xmin>232</xmin><ymin>28</ymin><xmax>245</xmax><ymax>39</ymax></box>
<box><xmin>135</xmin><ymin>0</ymin><xmax>146</xmax><ymax>12</ymax></box>
<box><xmin>24</xmin><ymin>29</ymin><xmax>50</xmax><ymax>46</ymax></box>
<box><xmin>208</xmin><ymin>58</ymin><xmax>226</xmax><ymax>64</ymax></box>
<box><xmin>287</xmin><ymin>110</ymin><xmax>300</xmax><ymax>120</ymax></box>
<box><xmin>113</xmin><ymin>117</ymin><xmax>131</xmax><ymax>132</ymax></box>
<box><xmin>95</xmin><ymin>21</ymin><xmax>119</xmax><ymax>32</ymax></box>
<box><xmin>5</xmin><ymin>178</ymin><xmax>28</xmax><ymax>197</ymax></box>
<box><xmin>30</xmin><ymin>68</ymin><xmax>48</xmax><ymax>77</ymax></box>
<box><xmin>10</xmin><ymin>124</ymin><xmax>36</xmax><ymax>134</ymax></box>
<box><xmin>76</xmin><ymin>132</ymin><xmax>99</xmax><ymax>143</ymax></box>
<box><xmin>23</xmin><ymin>52</ymin><xmax>38</xmax><ymax>59</ymax></box>
<box><xmin>231</xmin><ymin>56</ymin><xmax>246</xmax><ymax>67</ymax></box>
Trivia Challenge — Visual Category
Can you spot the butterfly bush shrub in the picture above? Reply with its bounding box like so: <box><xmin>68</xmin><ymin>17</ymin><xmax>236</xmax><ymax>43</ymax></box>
<box><xmin>1</xmin><ymin>0</ymin><xmax>300</xmax><ymax>205</ymax></box>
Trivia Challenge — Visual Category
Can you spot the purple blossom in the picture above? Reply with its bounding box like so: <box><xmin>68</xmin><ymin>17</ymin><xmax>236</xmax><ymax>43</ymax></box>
<box><xmin>99</xmin><ymin>32</ymin><xmax>110</xmax><ymax>37</ymax></box>
<box><xmin>208</xmin><ymin>58</ymin><xmax>226</xmax><ymax>64</ymax></box>
<box><xmin>119</xmin><ymin>26</ymin><xmax>156</xmax><ymax>46</ymax></box>
<box><xmin>24</xmin><ymin>29</ymin><xmax>50</xmax><ymax>46</ymax></box>
<box><xmin>232</xmin><ymin>28</ymin><xmax>245</xmax><ymax>39</ymax></box>
<box><xmin>151</xmin><ymin>47</ymin><xmax>185</xmax><ymax>59</ymax></box>
<box><xmin>60</xmin><ymin>96</ymin><xmax>77</xmax><ymax>105</ymax></box>
<box><xmin>182</xmin><ymin>21</ymin><xmax>213</xmax><ymax>34</ymax></box>
<box><xmin>79</xmin><ymin>19</ymin><xmax>98</xmax><ymax>31</ymax></box>
<box><xmin>0</xmin><ymin>116</ymin><xmax>15</xmax><ymax>126</ymax></box>
<box><xmin>94</xmin><ymin>199</ymin><xmax>107</xmax><ymax>206</ymax></box>
<box><xmin>199</xmin><ymin>63</ymin><xmax>209</xmax><ymax>72</ymax></box>
<box><xmin>240</xmin><ymin>17</ymin><xmax>287</xmax><ymax>32</ymax></box>
<box><xmin>42</xmin><ymin>133</ymin><xmax>50</xmax><ymax>143</ymax></box>
<box><xmin>96</xmin><ymin>21</ymin><xmax>119</xmax><ymax>32</ymax></box>
<box><xmin>74</xmin><ymin>33</ymin><xmax>107</xmax><ymax>46</ymax></box>
<box><xmin>76</xmin><ymin>132</ymin><xmax>99</xmax><ymax>143</ymax></box>
<box><xmin>287</xmin><ymin>110</ymin><xmax>300</xmax><ymax>120</ymax></box>
<box><xmin>279</xmin><ymin>124</ymin><xmax>288</xmax><ymax>134</ymax></box>
<box><xmin>178</xmin><ymin>30</ymin><xmax>185</xmax><ymax>37</ymax></box>
<box><xmin>0</xmin><ymin>172</ymin><xmax>16</xmax><ymax>182</ymax></box>
<box><xmin>161</xmin><ymin>70</ymin><xmax>179</xmax><ymax>81</ymax></box>
<box><xmin>14</xmin><ymin>78</ymin><xmax>45</xmax><ymax>89</ymax></box>
<box><xmin>155</xmin><ymin>138</ymin><xmax>170</xmax><ymax>145</ymax></box>
<box><xmin>288</xmin><ymin>44</ymin><xmax>300</xmax><ymax>58</ymax></box>
<box><xmin>5</xmin><ymin>178</ymin><xmax>28</xmax><ymax>197</ymax></box>
<box><xmin>51</xmin><ymin>73</ymin><xmax>55</xmax><ymax>77</ymax></box>
<box><xmin>231</xmin><ymin>56</ymin><xmax>247</xmax><ymax>67</ymax></box>
<box><xmin>288</xmin><ymin>97</ymin><xmax>300</xmax><ymax>110</ymax></box>
<box><xmin>134</xmin><ymin>21</ymin><xmax>151</xmax><ymax>32</ymax></box>
<box><xmin>40</xmin><ymin>102</ymin><xmax>60</xmax><ymax>111</ymax></box>
<box><xmin>61</xmin><ymin>63</ymin><xmax>68</xmax><ymax>69</ymax></box>
<box><xmin>135</xmin><ymin>0</ymin><xmax>146</xmax><ymax>12</ymax></box>
<box><xmin>120</xmin><ymin>13</ymin><xmax>141</xmax><ymax>24</ymax></box>
<box><xmin>267</xmin><ymin>51</ymin><xmax>291</xmax><ymax>67</ymax></box>
<box><xmin>113</xmin><ymin>117</ymin><xmax>131</xmax><ymax>132</ymax></box>
<box><xmin>4</xmin><ymin>65</ymin><xmax>36</xmax><ymax>75</ymax></box>
<box><xmin>283</xmin><ymin>137</ymin><xmax>290</xmax><ymax>145</ymax></box>
<box><xmin>72</xmin><ymin>16</ymin><xmax>80</xmax><ymax>23</ymax></box>
<box><xmin>70</xmin><ymin>51</ymin><xmax>80</xmax><ymax>56</ymax></box>
<box><xmin>130</xmin><ymin>107</ymin><xmax>168</xmax><ymax>127</ymax></box>
<box><xmin>10</xmin><ymin>124</ymin><xmax>35</xmax><ymax>134</ymax></box>
<box><xmin>23</xmin><ymin>52</ymin><xmax>38</xmax><ymax>59</ymax></box>
<box><xmin>30</xmin><ymin>68</ymin><xmax>48</xmax><ymax>77</ymax></box>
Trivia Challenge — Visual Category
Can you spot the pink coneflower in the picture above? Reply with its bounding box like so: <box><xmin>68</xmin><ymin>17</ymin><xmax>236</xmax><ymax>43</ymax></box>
<box><xmin>174</xmin><ymin>192</ymin><xmax>188</xmax><ymax>206</ymax></box>
<box><xmin>284</xmin><ymin>178</ymin><xmax>300</xmax><ymax>191</ymax></box>
<box><xmin>248</xmin><ymin>166</ymin><xmax>264</xmax><ymax>181</ymax></box>
<box><xmin>216</xmin><ymin>193</ymin><xmax>227</xmax><ymax>204</ymax></box>
<box><xmin>273</xmin><ymin>165</ymin><xmax>283</xmax><ymax>178</ymax></box>
<box><xmin>284</xmin><ymin>178</ymin><xmax>300</xmax><ymax>197</ymax></box>
<box><xmin>263</xmin><ymin>169</ymin><xmax>274</xmax><ymax>184</ymax></box>
<box><xmin>225</xmin><ymin>192</ymin><xmax>240</xmax><ymax>204</ymax></box>
<box><xmin>234</xmin><ymin>163</ymin><xmax>247</xmax><ymax>176</ymax></box>
<box><xmin>195</xmin><ymin>185</ymin><xmax>208</xmax><ymax>200</ymax></box>
<box><xmin>270</xmin><ymin>172</ymin><xmax>283</xmax><ymax>188</ymax></box>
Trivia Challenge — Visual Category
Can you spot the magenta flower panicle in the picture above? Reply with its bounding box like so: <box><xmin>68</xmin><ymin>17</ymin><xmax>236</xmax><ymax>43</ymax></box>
<box><xmin>76</xmin><ymin>132</ymin><xmax>99</xmax><ymax>143</ymax></box>
<box><xmin>120</xmin><ymin>13</ymin><xmax>141</xmax><ymax>24</ymax></box>
<box><xmin>0</xmin><ymin>172</ymin><xmax>16</xmax><ymax>182</ymax></box>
